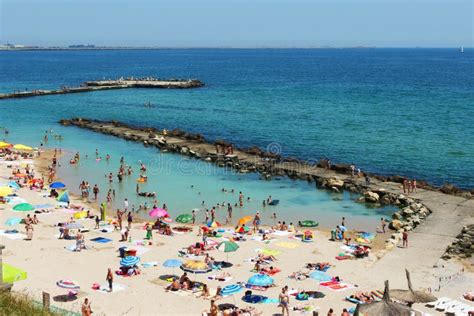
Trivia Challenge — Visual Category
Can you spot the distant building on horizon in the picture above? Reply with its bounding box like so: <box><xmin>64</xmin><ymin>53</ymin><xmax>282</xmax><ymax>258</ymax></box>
<box><xmin>68</xmin><ymin>44</ymin><xmax>95</xmax><ymax>48</ymax></box>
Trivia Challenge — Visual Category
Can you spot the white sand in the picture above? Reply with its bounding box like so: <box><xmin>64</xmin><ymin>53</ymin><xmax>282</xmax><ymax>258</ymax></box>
<box><xmin>1</xmin><ymin>155</ymin><xmax>473</xmax><ymax>315</ymax></box>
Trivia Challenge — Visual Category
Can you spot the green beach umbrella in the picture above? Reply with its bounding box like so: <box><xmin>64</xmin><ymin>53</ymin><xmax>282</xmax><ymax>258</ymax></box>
<box><xmin>12</xmin><ymin>203</ymin><xmax>34</xmax><ymax>212</ymax></box>
<box><xmin>176</xmin><ymin>214</ymin><xmax>193</xmax><ymax>224</ymax></box>
<box><xmin>3</xmin><ymin>263</ymin><xmax>27</xmax><ymax>283</ymax></box>
<box><xmin>217</xmin><ymin>241</ymin><xmax>239</xmax><ymax>263</ymax></box>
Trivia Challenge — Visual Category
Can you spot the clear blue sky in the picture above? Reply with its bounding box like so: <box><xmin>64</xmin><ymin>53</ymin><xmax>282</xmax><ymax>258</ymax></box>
<box><xmin>1</xmin><ymin>0</ymin><xmax>472</xmax><ymax>47</ymax></box>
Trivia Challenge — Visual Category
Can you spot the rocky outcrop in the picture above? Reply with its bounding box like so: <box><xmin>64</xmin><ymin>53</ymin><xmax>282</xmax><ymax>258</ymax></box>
<box><xmin>442</xmin><ymin>224</ymin><xmax>474</xmax><ymax>260</ymax></box>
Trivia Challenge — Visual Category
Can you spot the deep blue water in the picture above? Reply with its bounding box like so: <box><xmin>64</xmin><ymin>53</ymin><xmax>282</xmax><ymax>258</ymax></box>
<box><xmin>0</xmin><ymin>48</ymin><xmax>473</xmax><ymax>189</ymax></box>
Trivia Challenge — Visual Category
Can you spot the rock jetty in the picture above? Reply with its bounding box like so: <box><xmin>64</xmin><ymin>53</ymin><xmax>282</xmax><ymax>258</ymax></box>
<box><xmin>0</xmin><ymin>77</ymin><xmax>204</xmax><ymax>100</ymax></box>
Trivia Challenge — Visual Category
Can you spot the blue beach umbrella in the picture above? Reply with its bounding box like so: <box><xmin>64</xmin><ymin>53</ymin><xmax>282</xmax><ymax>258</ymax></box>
<box><xmin>5</xmin><ymin>217</ymin><xmax>22</xmax><ymax>226</ymax></box>
<box><xmin>221</xmin><ymin>284</ymin><xmax>243</xmax><ymax>296</ymax></box>
<box><xmin>163</xmin><ymin>259</ymin><xmax>182</xmax><ymax>268</ymax></box>
<box><xmin>309</xmin><ymin>270</ymin><xmax>332</xmax><ymax>282</ymax></box>
<box><xmin>247</xmin><ymin>274</ymin><xmax>274</xmax><ymax>287</ymax></box>
<box><xmin>49</xmin><ymin>182</ymin><xmax>66</xmax><ymax>189</ymax></box>
<box><xmin>120</xmin><ymin>256</ymin><xmax>140</xmax><ymax>267</ymax></box>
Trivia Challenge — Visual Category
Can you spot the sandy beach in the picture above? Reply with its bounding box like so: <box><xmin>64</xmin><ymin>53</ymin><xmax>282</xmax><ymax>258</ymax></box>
<box><xmin>1</xmin><ymin>149</ymin><xmax>473</xmax><ymax>316</ymax></box>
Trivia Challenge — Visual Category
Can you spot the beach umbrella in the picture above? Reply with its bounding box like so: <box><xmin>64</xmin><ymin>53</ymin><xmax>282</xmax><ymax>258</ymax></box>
<box><xmin>149</xmin><ymin>208</ymin><xmax>168</xmax><ymax>218</ymax></box>
<box><xmin>12</xmin><ymin>203</ymin><xmax>34</xmax><ymax>212</ymax></box>
<box><xmin>355</xmin><ymin>280</ymin><xmax>414</xmax><ymax>316</ymax></box>
<box><xmin>390</xmin><ymin>269</ymin><xmax>437</xmax><ymax>306</ymax></box>
<box><xmin>0</xmin><ymin>141</ymin><xmax>12</xmax><ymax>149</ymax></box>
<box><xmin>56</xmin><ymin>280</ymin><xmax>80</xmax><ymax>290</ymax></box>
<box><xmin>247</xmin><ymin>274</ymin><xmax>274</xmax><ymax>287</ymax></box>
<box><xmin>207</xmin><ymin>220</ymin><xmax>221</xmax><ymax>228</ymax></box>
<box><xmin>180</xmin><ymin>260</ymin><xmax>212</xmax><ymax>274</ymax></box>
<box><xmin>309</xmin><ymin>271</ymin><xmax>332</xmax><ymax>282</ymax></box>
<box><xmin>120</xmin><ymin>256</ymin><xmax>140</xmax><ymax>267</ymax></box>
<box><xmin>57</xmin><ymin>190</ymin><xmax>70</xmax><ymax>203</ymax></box>
<box><xmin>0</xmin><ymin>186</ymin><xmax>13</xmax><ymax>196</ymax></box>
<box><xmin>8</xmin><ymin>181</ymin><xmax>20</xmax><ymax>190</ymax></box>
<box><xmin>221</xmin><ymin>284</ymin><xmax>243</xmax><ymax>296</ymax></box>
<box><xmin>163</xmin><ymin>259</ymin><xmax>182</xmax><ymax>276</ymax></box>
<box><xmin>2</xmin><ymin>263</ymin><xmax>27</xmax><ymax>283</ymax></box>
<box><xmin>217</xmin><ymin>241</ymin><xmax>239</xmax><ymax>253</ymax></box>
<box><xmin>49</xmin><ymin>181</ymin><xmax>66</xmax><ymax>189</ymax></box>
<box><xmin>66</xmin><ymin>222</ymin><xmax>83</xmax><ymax>230</ymax></box>
<box><xmin>238</xmin><ymin>215</ymin><xmax>253</xmax><ymax>226</ymax></box>
<box><xmin>176</xmin><ymin>214</ymin><xmax>193</xmax><ymax>223</ymax></box>
<box><xmin>217</xmin><ymin>241</ymin><xmax>239</xmax><ymax>262</ymax></box>
<box><xmin>5</xmin><ymin>217</ymin><xmax>22</xmax><ymax>226</ymax></box>
<box><xmin>13</xmin><ymin>144</ymin><xmax>33</xmax><ymax>151</ymax></box>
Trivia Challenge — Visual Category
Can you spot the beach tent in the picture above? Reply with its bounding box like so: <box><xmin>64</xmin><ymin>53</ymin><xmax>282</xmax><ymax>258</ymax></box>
<box><xmin>3</xmin><ymin>263</ymin><xmax>27</xmax><ymax>283</ymax></box>
<box><xmin>57</xmin><ymin>190</ymin><xmax>70</xmax><ymax>203</ymax></box>
<box><xmin>355</xmin><ymin>280</ymin><xmax>414</xmax><ymax>316</ymax></box>
<box><xmin>390</xmin><ymin>269</ymin><xmax>437</xmax><ymax>306</ymax></box>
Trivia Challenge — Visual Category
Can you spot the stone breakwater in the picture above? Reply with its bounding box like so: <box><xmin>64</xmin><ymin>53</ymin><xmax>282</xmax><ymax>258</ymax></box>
<box><xmin>59</xmin><ymin>118</ymin><xmax>467</xmax><ymax>249</ymax></box>
<box><xmin>443</xmin><ymin>224</ymin><xmax>474</xmax><ymax>259</ymax></box>
<box><xmin>0</xmin><ymin>78</ymin><xmax>204</xmax><ymax>100</ymax></box>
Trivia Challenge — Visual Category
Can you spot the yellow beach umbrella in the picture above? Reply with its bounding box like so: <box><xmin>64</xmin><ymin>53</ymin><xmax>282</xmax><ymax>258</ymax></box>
<box><xmin>180</xmin><ymin>260</ymin><xmax>212</xmax><ymax>274</ymax></box>
<box><xmin>0</xmin><ymin>141</ymin><xmax>12</xmax><ymax>149</ymax></box>
<box><xmin>238</xmin><ymin>215</ymin><xmax>253</xmax><ymax>226</ymax></box>
<box><xmin>0</xmin><ymin>186</ymin><xmax>13</xmax><ymax>196</ymax></box>
<box><xmin>13</xmin><ymin>144</ymin><xmax>33</xmax><ymax>151</ymax></box>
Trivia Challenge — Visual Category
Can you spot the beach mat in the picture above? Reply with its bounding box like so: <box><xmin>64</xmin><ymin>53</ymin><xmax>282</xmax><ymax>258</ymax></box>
<box><xmin>90</xmin><ymin>237</ymin><xmax>112</xmax><ymax>243</ymax></box>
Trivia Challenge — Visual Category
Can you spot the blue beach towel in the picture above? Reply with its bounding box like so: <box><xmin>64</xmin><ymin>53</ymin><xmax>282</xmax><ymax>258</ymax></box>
<box><xmin>90</xmin><ymin>237</ymin><xmax>112</xmax><ymax>243</ymax></box>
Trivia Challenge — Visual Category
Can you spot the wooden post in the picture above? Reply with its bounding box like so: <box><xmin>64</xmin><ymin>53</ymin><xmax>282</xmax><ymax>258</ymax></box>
<box><xmin>42</xmin><ymin>291</ymin><xmax>50</xmax><ymax>310</ymax></box>
<box><xmin>0</xmin><ymin>245</ymin><xmax>13</xmax><ymax>292</ymax></box>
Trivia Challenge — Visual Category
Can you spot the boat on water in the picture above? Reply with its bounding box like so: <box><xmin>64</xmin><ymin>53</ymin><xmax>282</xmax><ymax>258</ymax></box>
<box><xmin>460</xmin><ymin>45</ymin><xmax>464</xmax><ymax>53</ymax></box>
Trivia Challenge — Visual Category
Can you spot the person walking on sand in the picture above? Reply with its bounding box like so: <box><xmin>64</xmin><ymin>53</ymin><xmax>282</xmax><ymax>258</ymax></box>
<box><xmin>381</xmin><ymin>218</ymin><xmax>386</xmax><ymax>233</ymax></box>
<box><xmin>81</xmin><ymin>298</ymin><xmax>92</xmax><ymax>316</ymax></box>
<box><xmin>279</xmin><ymin>285</ymin><xmax>290</xmax><ymax>316</ymax></box>
<box><xmin>106</xmin><ymin>268</ymin><xmax>113</xmax><ymax>292</ymax></box>
<box><xmin>25</xmin><ymin>223</ymin><xmax>33</xmax><ymax>240</ymax></box>
<box><xmin>402</xmin><ymin>230</ymin><xmax>408</xmax><ymax>248</ymax></box>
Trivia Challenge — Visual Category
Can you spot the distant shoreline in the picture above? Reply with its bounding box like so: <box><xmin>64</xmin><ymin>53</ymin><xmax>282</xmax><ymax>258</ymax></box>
<box><xmin>1</xmin><ymin>46</ymin><xmax>469</xmax><ymax>52</ymax></box>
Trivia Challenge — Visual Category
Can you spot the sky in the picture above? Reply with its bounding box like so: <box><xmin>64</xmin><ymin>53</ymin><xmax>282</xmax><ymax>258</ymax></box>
<box><xmin>0</xmin><ymin>0</ymin><xmax>472</xmax><ymax>48</ymax></box>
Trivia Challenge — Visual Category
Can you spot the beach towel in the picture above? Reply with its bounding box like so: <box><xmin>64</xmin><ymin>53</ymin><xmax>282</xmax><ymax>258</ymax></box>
<box><xmin>96</xmin><ymin>283</ymin><xmax>126</xmax><ymax>293</ymax></box>
<box><xmin>260</xmin><ymin>248</ymin><xmax>280</xmax><ymax>256</ymax></box>
<box><xmin>271</xmin><ymin>230</ymin><xmax>291</xmax><ymax>236</ymax></box>
<box><xmin>141</xmin><ymin>261</ymin><xmax>159</xmax><ymax>268</ymax></box>
<box><xmin>276</xmin><ymin>242</ymin><xmax>299</xmax><ymax>249</ymax></box>
<box><xmin>90</xmin><ymin>237</ymin><xmax>112</xmax><ymax>244</ymax></box>
<box><xmin>0</xmin><ymin>230</ymin><xmax>26</xmax><ymax>240</ymax></box>
<box><xmin>208</xmin><ymin>275</ymin><xmax>232</xmax><ymax>282</ymax></box>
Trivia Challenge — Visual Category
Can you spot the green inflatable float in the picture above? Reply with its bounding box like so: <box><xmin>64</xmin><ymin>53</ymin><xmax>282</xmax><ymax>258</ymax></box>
<box><xmin>298</xmin><ymin>220</ymin><xmax>319</xmax><ymax>228</ymax></box>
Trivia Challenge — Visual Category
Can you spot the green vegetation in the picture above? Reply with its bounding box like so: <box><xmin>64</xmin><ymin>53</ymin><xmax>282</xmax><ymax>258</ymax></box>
<box><xmin>0</xmin><ymin>292</ymin><xmax>58</xmax><ymax>316</ymax></box>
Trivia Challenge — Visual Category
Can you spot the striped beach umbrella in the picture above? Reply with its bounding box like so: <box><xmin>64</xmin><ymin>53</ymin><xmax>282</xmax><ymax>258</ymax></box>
<box><xmin>217</xmin><ymin>241</ymin><xmax>239</xmax><ymax>253</ymax></box>
<box><xmin>221</xmin><ymin>284</ymin><xmax>243</xmax><ymax>296</ymax></box>
<box><xmin>180</xmin><ymin>260</ymin><xmax>212</xmax><ymax>274</ymax></box>
<box><xmin>56</xmin><ymin>279</ymin><xmax>80</xmax><ymax>289</ymax></box>
<box><xmin>120</xmin><ymin>256</ymin><xmax>140</xmax><ymax>267</ymax></box>
<box><xmin>13</xmin><ymin>203</ymin><xmax>34</xmax><ymax>212</ymax></box>
<box><xmin>247</xmin><ymin>274</ymin><xmax>274</xmax><ymax>287</ymax></box>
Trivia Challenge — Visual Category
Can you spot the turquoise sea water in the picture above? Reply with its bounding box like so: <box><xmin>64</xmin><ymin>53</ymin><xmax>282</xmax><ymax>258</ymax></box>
<box><xmin>0</xmin><ymin>48</ymin><xmax>472</xmax><ymax>229</ymax></box>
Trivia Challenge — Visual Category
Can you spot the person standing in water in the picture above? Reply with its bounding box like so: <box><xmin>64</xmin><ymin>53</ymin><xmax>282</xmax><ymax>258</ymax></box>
<box><xmin>227</xmin><ymin>203</ymin><xmax>232</xmax><ymax>219</ymax></box>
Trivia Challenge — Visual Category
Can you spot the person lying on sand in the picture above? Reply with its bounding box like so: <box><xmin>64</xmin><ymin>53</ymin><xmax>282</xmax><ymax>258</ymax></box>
<box><xmin>289</xmin><ymin>270</ymin><xmax>309</xmax><ymax>280</ymax></box>
<box><xmin>166</xmin><ymin>279</ymin><xmax>180</xmax><ymax>292</ymax></box>
<box><xmin>349</xmin><ymin>291</ymin><xmax>374</xmax><ymax>303</ymax></box>
<box><xmin>306</xmin><ymin>262</ymin><xmax>331</xmax><ymax>271</ymax></box>
<box><xmin>257</xmin><ymin>253</ymin><xmax>277</xmax><ymax>261</ymax></box>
